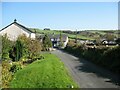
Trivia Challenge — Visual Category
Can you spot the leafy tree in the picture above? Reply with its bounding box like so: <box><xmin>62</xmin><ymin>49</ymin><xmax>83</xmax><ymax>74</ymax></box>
<box><xmin>17</xmin><ymin>34</ymin><xmax>42</xmax><ymax>58</ymax></box>
<box><xmin>9</xmin><ymin>46</ymin><xmax>16</xmax><ymax>61</ymax></box>
<box><xmin>116</xmin><ymin>38</ymin><xmax>120</xmax><ymax>45</ymax></box>
<box><xmin>59</xmin><ymin>31</ymin><xmax>64</xmax><ymax>47</ymax></box>
<box><xmin>2</xmin><ymin>34</ymin><xmax>42</xmax><ymax>61</ymax></box>
<box><xmin>17</xmin><ymin>34</ymin><xmax>31</xmax><ymax>57</ymax></box>
<box><xmin>15</xmin><ymin>40</ymin><xmax>23</xmax><ymax>61</ymax></box>
<box><xmin>43</xmin><ymin>34</ymin><xmax>52</xmax><ymax>51</ymax></box>
<box><xmin>2</xmin><ymin>34</ymin><xmax>13</xmax><ymax>60</ymax></box>
<box><xmin>94</xmin><ymin>37</ymin><xmax>101</xmax><ymax>45</ymax></box>
<box><xmin>9</xmin><ymin>40</ymin><xmax>23</xmax><ymax>61</ymax></box>
<box><xmin>28</xmin><ymin>39</ymin><xmax>42</xmax><ymax>58</ymax></box>
<box><xmin>104</xmin><ymin>33</ymin><xmax>115</xmax><ymax>42</ymax></box>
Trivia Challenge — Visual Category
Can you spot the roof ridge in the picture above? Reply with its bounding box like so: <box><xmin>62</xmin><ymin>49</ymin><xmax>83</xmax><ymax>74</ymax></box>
<box><xmin>14</xmin><ymin>22</ymin><xmax>33</xmax><ymax>33</ymax></box>
<box><xmin>0</xmin><ymin>21</ymin><xmax>34</xmax><ymax>33</ymax></box>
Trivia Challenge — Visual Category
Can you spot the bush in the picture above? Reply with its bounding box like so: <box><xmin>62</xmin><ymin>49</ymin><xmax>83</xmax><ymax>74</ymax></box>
<box><xmin>28</xmin><ymin>39</ymin><xmax>42</xmax><ymax>58</ymax></box>
<box><xmin>43</xmin><ymin>34</ymin><xmax>52</xmax><ymax>51</ymax></box>
<box><xmin>64</xmin><ymin>43</ymin><xmax>120</xmax><ymax>74</ymax></box>
<box><xmin>2</xmin><ymin>34</ymin><xmax>14</xmax><ymax>60</ymax></box>
<box><xmin>18</xmin><ymin>34</ymin><xmax>42</xmax><ymax>59</ymax></box>
<box><xmin>9</xmin><ymin>63</ymin><xmax>22</xmax><ymax>73</ymax></box>
<box><xmin>15</xmin><ymin>40</ymin><xmax>23</xmax><ymax>61</ymax></box>
<box><xmin>102</xmin><ymin>46</ymin><xmax>120</xmax><ymax>73</ymax></box>
<box><xmin>2</xmin><ymin>61</ymin><xmax>13</xmax><ymax>88</ymax></box>
<box><xmin>1</xmin><ymin>34</ymin><xmax>43</xmax><ymax>88</ymax></box>
<box><xmin>9</xmin><ymin>40</ymin><xmax>23</xmax><ymax>62</ymax></box>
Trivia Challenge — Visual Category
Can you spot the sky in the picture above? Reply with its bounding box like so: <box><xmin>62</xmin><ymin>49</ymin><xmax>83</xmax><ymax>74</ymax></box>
<box><xmin>1</xmin><ymin>2</ymin><xmax>118</xmax><ymax>30</ymax></box>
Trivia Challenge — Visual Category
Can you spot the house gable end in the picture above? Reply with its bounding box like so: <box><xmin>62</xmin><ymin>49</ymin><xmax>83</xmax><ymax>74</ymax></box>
<box><xmin>0</xmin><ymin>22</ymin><xmax>33</xmax><ymax>33</ymax></box>
<box><xmin>0</xmin><ymin>21</ymin><xmax>35</xmax><ymax>41</ymax></box>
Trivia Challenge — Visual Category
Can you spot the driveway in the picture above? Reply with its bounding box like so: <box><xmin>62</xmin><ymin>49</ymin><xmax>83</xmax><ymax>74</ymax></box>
<box><xmin>51</xmin><ymin>49</ymin><xmax>120</xmax><ymax>88</ymax></box>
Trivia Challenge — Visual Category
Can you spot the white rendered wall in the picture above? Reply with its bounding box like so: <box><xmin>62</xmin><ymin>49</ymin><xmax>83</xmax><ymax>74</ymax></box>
<box><xmin>0</xmin><ymin>23</ymin><xmax>32</xmax><ymax>41</ymax></box>
<box><xmin>63</xmin><ymin>37</ymin><xmax>68</xmax><ymax>47</ymax></box>
<box><xmin>30</xmin><ymin>33</ymin><xmax>36</xmax><ymax>39</ymax></box>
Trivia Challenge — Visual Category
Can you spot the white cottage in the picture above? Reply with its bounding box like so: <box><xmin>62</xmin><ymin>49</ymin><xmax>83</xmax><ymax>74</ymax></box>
<box><xmin>0</xmin><ymin>19</ymin><xmax>35</xmax><ymax>41</ymax></box>
<box><xmin>38</xmin><ymin>34</ymin><xmax>68</xmax><ymax>48</ymax></box>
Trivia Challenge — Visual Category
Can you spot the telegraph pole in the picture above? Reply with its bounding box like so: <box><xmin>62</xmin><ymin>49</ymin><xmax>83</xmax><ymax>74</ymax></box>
<box><xmin>60</xmin><ymin>30</ymin><xmax>62</xmax><ymax>47</ymax></box>
<box><xmin>75</xmin><ymin>29</ymin><xmax>77</xmax><ymax>43</ymax></box>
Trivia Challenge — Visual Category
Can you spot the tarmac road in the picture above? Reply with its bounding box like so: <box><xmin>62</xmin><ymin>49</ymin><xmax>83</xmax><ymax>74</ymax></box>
<box><xmin>51</xmin><ymin>49</ymin><xmax>120</xmax><ymax>88</ymax></box>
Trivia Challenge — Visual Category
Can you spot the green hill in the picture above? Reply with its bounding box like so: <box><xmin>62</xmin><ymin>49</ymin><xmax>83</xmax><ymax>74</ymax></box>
<box><xmin>30</xmin><ymin>28</ymin><xmax>119</xmax><ymax>40</ymax></box>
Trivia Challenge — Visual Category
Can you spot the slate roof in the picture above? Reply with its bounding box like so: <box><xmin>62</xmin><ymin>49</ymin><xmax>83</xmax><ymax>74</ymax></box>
<box><xmin>0</xmin><ymin>20</ymin><xmax>34</xmax><ymax>33</ymax></box>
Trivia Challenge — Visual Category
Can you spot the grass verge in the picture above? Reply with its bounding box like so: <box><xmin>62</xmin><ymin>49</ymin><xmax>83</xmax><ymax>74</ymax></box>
<box><xmin>10</xmin><ymin>53</ymin><xmax>78</xmax><ymax>88</ymax></box>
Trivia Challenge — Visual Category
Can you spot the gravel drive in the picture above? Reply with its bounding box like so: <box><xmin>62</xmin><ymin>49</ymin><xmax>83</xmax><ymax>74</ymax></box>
<box><xmin>51</xmin><ymin>49</ymin><xmax>120</xmax><ymax>88</ymax></box>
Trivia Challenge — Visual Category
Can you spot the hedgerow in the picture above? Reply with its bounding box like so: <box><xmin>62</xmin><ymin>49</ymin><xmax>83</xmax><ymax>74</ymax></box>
<box><xmin>64</xmin><ymin>43</ymin><xmax>120</xmax><ymax>74</ymax></box>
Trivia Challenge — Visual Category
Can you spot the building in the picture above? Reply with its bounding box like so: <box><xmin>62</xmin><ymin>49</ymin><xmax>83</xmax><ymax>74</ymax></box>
<box><xmin>0</xmin><ymin>19</ymin><xmax>35</xmax><ymax>41</ymax></box>
<box><xmin>38</xmin><ymin>34</ymin><xmax>68</xmax><ymax>48</ymax></box>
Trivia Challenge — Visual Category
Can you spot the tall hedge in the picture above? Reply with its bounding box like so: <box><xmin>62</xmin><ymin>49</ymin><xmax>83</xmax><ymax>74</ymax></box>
<box><xmin>64</xmin><ymin>44</ymin><xmax>120</xmax><ymax>74</ymax></box>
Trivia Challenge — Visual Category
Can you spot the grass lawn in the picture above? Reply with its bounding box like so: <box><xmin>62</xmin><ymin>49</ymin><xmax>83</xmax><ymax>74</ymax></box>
<box><xmin>10</xmin><ymin>53</ymin><xmax>78</xmax><ymax>88</ymax></box>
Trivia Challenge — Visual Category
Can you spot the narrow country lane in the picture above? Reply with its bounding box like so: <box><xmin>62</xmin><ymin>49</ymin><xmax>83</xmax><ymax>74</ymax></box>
<box><xmin>51</xmin><ymin>49</ymin><xmax>120</xmax><ymax>88</ymax></box>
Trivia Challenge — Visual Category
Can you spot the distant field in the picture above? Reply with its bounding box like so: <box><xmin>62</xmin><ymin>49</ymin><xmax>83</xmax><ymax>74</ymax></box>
<box><xmin>30</xmin><ymin>28</ymin><xmax>95</xmax><ymax>40</ymax></box>
<box><xmin>88</xmin><ymin>30</ymin><xmax>106</xmax><ymax>35</ymax></box>
<box><xmin>30</xmin><ymin>28</ymin><xmax>119</xmax><ymax>40</ymax></box>
<box><xmin>10</xmin><ymin>53</ymin><xmax>78</xmax><ymax>88</ymax></box>
<box><xmin>88</xmin><ymin>30</ymin><xmax>119</xmax><ymax>37</ymax></box>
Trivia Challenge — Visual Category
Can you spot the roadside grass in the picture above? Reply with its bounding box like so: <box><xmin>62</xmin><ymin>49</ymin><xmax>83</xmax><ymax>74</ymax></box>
<box><xmin>10</xmin><ymin>53</ymin><xmax>78</xmax><ymax>88</ymax></box>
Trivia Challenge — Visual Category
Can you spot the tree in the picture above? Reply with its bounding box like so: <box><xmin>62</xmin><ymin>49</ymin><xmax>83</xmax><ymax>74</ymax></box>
<box><xmin>2</xmin><ymin>34</ymin><xmax>13</xmax><ymax>60</ymax></box>
<box><xmin>15</xmin><ymin>40</ymin><xmax>23</xmax><ymax>61</ymax></box>
<box><xmin>94</xmin><ymin>37</ymin><xmax>101</xmax><ymax>45</ymax></box>
<box><xmin>116</xmin><ymin>38</ymin><xmax>120</xmax><ymax>45</ymax></box>
<box><xmin>17</xmin><ymin>34</ymin><xmax>42</xmax><ymax>58</ymax></box>
<box><xmin>28</xmin><ymin>39</ymin><xmax>42</xmax><ymax>58</ymax></box>
<box><xmin>104</xmin><ymin>33</ymin><xmax>115</xmax><ymax>42</ymax></box>
<box><xmin>75</xmin><ymin>30</ymin><xmax>78</xmax><ymax>43</ymax></box>
<box><xmin>9</xmin><ymin>40</ymin><xmax>23</xmax><ymax>61</ymax></box>
<box><xmin>43</xmin><ymin>34</ymin><xmax>52</xmax><ymax>51</ymax></box>
<box><xmin>59</xmin><ymin>31</ymin><xmax>64</xmax><ymax>47</ymax></box>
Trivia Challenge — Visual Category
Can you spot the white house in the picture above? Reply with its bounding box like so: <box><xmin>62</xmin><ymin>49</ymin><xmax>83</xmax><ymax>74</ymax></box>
<box><xmin>0</xmin><ymin>19</ymin><xmax>35</xmax><ymax>41</ymax></box>
<box><xmin>38</xmin><ymin>34</ymin><xmax>68</xmax><ymax>48</ymax></box>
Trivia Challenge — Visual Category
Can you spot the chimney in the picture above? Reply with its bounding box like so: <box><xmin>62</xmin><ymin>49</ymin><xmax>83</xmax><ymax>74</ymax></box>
<box><xmin>14</xmin><ymin>19</ymin><xmax>17</xmax><ymax>22</ymax></box>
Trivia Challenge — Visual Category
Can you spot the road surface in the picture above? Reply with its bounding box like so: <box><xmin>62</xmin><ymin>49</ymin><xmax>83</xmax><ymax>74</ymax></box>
<box><xmin>51</xmin><ymin>49</ymin><xmax>120</xmax><ymax>88</ymax></box>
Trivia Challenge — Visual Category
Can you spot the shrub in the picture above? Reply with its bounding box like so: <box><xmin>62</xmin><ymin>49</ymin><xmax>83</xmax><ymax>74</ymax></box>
<box><xmin>9</xmin><ymin>40</ymin><xmax>23</xmax><ymax>62</ymax></box>
<box><xmin>43</xmin><ymin>34</ymin><xmax>52</xmax><ymax>51</ymax></box>
<box><xmin>28</xmin><ymin>39</ymin><xmax>42</xmax><ymax>58</ymax></box>
<box><xmin>2</xmin><ymin>34</ymin><xmax>14</xmax><ymax>60</ymax></box>
<box><xmin>15</xmin><ymin>40</ymin><xmax>23</xmax><ymax>61</ymax></box>
<box><xmin>64</xmin><ymin>43</ymin><xmax>120</xmax><ymax>74</ymax></box>
<box><xmin>2</xmin><ymin>61</ymin><xmax>13</xmax><ymax>88</ymax></box>
<box><xmin>9</xmin><ymin>63</ymin><xmax>22</xmax><ymax>73</ymax></box>
<box><xmin>102</xmin><ymin>46</ymin><xmax>120</xmax><ymax>73</ymax></box>
<box><xmin>18</xmin><ymin>34</ymin><xmax>42</xmax><ymax>59</ymax></box>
